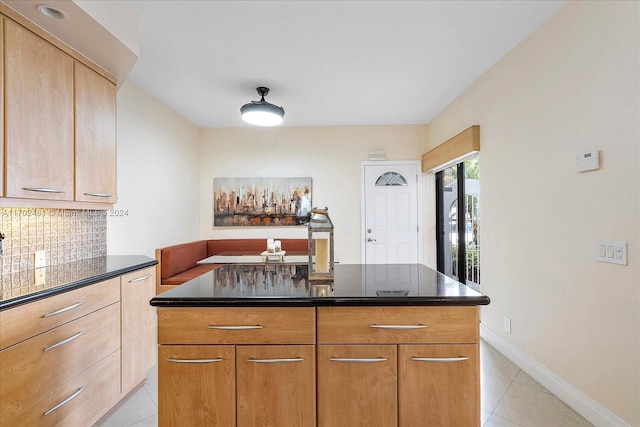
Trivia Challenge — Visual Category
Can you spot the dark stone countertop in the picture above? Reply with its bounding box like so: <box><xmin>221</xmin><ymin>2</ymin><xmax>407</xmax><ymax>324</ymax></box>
<box><xmin>151</xmin><ymin>263</ymin><xmax>490</xmax><ymax>308</ymax></box>
<box><xmin>0</xmin><ymin>255</ymin><xmax>158</xmax><ymax>311</ymax></box>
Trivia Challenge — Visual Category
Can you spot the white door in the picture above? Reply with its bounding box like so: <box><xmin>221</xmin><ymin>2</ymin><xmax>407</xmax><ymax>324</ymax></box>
<box><xmin>362</xmin><ymin>161</ymin><xmax>420</xmax><ymax>264</ymax></box>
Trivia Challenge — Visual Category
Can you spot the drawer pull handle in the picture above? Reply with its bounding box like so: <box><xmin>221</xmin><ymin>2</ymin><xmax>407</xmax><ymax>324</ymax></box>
<box><xmin>247</xmin><ymin>357</ymin><xmax>304</xmax><ymax>364</ymax></box>
<box><xmin>128</xmin><ymin>274</ymin><xmax>152</xmax><ymax>283</ymax></box>
<box><xmin>369</xmin><ymin>324</ymin><xmax>427</xmax><ymax>330</ymax></box>
<box><xmin>329</xmin><ymin>357</ymin><xmax>388</xmax><ymax>363</ymax></box>
<box><xmin>167</xmin><ymin>358</ymin><xmax>224</xmax><ymax>364</ymax></box>
<box><xmin>43</xmin><ymin>301</ymin><xmax>85</xmax><ymax>318</ymax></box>
<box><xmin>83</xmin><ymin>192</ymin><xmax>113</xmax><ymax>198</ymax></box>
<box><xmin>43</xmin><ymin>386</ymin><xmax>85</xmax><ymax>416</ymax></box>
<box><xmin>43</xmin><ymin>331</ymin><xmax>86</xmax><ymax>352</ymax></box>
<box><xmin>208</xmin><ymin>325</ymin><xmax>264</xmax><ymax>330</ymax></box>
<box><xmin>22</xmin><ymin>187</ymin><xmax>65</xmax><ymax>194</ymax></box>
<box><xmin>411</xmin><ymin>356</ymin><xmax>470</xmax><ymax>363</ymax></box>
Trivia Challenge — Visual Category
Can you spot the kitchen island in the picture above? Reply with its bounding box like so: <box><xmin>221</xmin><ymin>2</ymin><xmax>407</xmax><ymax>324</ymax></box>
<box><xmin>151</xmin><ymin>263</ymin><xmax>490</xmax><ymax>427</ymax></box>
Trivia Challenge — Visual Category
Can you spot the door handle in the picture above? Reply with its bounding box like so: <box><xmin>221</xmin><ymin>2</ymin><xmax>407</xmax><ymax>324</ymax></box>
<box><xmin>367</xmin><ymin>238</ymin><xmax>376</xmax><ymax>242</ymax></box>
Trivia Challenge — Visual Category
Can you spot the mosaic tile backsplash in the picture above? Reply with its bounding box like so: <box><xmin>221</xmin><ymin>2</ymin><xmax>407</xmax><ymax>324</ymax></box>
<box><xmin>0</xmin><ymin>208</ymin><xmax>107</xmax><ymax>275</ymax></box>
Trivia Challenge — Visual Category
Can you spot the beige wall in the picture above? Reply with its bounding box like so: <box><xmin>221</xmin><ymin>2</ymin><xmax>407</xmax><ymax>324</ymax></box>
<box><xmin>199</xmin><ymin>125</ymin><xmax>426</xmax><ymax>263</ymax></box>
<box><xmin>107</xmin><ymin>81</ymin><xmax>200</xmax><ymax>257</ymax></box>
<box><xmin>424</xmin><ymin>1</ymin><xmax>639</xmax><ymax>424</ymax></box>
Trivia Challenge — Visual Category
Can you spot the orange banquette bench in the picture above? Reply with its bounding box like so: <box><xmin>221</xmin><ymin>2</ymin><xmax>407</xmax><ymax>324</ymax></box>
<box><xmin>155</xmin><ymin>238</ymin><xmax>308</xmax><ymax>294</ymax></box>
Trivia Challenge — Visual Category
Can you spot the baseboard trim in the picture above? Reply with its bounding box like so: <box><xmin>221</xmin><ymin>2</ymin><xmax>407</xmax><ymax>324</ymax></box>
<box><xmin>480</xmin><ymin>324</ymin><xmax>630</xmax><ymax>427</ymax></box>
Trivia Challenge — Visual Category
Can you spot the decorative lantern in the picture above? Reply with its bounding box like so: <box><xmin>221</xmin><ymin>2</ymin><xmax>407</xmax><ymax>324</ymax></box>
<box><xmin>307</xmin><ymin>207</ymin><xmax>334</xmax><ymax>280</ymax></box>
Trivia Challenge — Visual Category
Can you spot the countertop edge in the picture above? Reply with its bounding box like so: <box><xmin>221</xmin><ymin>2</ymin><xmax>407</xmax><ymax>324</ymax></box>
<box><xmin>150</xmin><ymin>296</ymin><xmax>491</xmax><ymax>308</ymax></box>
<box><xmin>1</xmin><ymin>257</ymin><xmax>158</xmax><ymax>311</ymax></box>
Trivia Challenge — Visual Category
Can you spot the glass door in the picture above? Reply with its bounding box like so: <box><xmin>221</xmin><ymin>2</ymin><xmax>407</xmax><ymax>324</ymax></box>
<box><xmin>435</xmin><ymin>156</ymin><xmax>480</xmax><ymax>290</ymax></box>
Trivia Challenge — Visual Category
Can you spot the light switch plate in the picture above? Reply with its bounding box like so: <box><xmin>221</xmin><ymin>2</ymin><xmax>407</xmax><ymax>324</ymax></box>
<box><xmin>596</xmin><ymin>240</ymin><xmax>627</xmax><ymax>265</ymax></box>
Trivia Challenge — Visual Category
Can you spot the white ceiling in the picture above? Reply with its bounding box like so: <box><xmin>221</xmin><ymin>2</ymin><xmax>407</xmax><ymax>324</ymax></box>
<box><xmin>126</xmin><ymin>0</ymin><xmax>567</xmax><ymax>128</ymax></box>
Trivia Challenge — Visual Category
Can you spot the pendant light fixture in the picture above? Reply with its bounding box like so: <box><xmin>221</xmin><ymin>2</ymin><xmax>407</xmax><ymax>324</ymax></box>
<box><xmin>240</xmin><ymin>87</ymin><xmax>285</xmax><ymax>126</ymax></box>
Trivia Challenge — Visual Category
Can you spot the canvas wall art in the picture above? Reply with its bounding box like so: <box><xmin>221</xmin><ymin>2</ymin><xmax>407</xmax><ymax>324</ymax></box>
<box><xmin>214</xmin><ymin>177</ymin><xmax>312</xmax><ymax>227</ymax></box>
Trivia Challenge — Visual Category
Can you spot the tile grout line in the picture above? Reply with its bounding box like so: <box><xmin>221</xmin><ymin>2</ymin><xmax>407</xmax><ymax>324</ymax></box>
<box><xmin>488</xmin><ymin>368</ymin><xmax>522</xmax><ymax>426</ymax></box>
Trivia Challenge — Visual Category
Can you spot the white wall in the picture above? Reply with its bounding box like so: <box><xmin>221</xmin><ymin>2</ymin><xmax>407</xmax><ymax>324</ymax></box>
<box><xmin>199</xmin><ymin>125</ymin><xmax>426</xmax><ymax>263</ymax></box>
<box><xmin>424</xmin><ymin>2</ymin><xmax>639</xmax><ymax>425</ymax></box>
<box><xmin>107</xmin><ymin>81</ymin><xmax>200</xmax><ymax>257</ymax></box>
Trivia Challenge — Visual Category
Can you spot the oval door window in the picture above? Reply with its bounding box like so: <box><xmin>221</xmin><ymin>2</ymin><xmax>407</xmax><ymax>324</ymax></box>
<box><xmin>375</xmin><ymin>171</ymin><xmax>408</xmax><ymax>186</ymax></box>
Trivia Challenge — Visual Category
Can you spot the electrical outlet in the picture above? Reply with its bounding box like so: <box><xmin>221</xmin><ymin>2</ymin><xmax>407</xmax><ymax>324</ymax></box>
<box><xmin>35</xmin><ymin>267</ymin><xmax>46</xmax><ymax>285</ymax></box>
<box><xmin>504</xmin><ymin>317</ymin><xmax>511</xmax><ymax>334</ymax></box>
<box><xmin>34</xmin><ymin>250</ymin><xmax>46</xmax><ymax>268</ymax></box>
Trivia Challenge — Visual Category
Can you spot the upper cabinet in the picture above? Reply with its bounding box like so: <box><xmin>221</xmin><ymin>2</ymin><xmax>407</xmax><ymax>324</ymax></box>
<box><xmin>75</xmin><ymin>62</ymin><xmax>117</xmax><ymax>204</ymax></box>
<box><xmin>4</xmin><ymin>19</ymin><xmax>75</xmax><ymax>201</ymax></box>
<box><xmin>1</xmin><ymin>13</ymin><xmax>117</xmax><ymax>207</ymax></box>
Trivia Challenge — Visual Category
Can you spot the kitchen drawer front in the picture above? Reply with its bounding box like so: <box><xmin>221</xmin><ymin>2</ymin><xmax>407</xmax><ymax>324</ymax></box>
<box><xmin>0</xmin><ymin>302</ymin><xmax>120</xmax><ymax>421</ymax></box>
<box><xmin>0</xmin><ymin>277</ymin><xmax>120</xmax><ymax>350</ymax></box>
<box><xmin>158</xmin><ymin>307</ymin><xmax>316</xmax><ymax>345</ymax></box>
<box><xmin>0</xmin><ymin>349</ymin><xmax>121</xmax><ymax>427</ymax></box>
<box><xmin>317</xmin><ymin>306</ymin><xmax>478</xmax><ymax>344</ymax></box>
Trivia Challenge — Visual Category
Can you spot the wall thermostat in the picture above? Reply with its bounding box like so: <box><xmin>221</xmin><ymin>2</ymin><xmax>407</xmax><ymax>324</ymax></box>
<box><xmin>576</xmin><ymin>150</ymin><xmax>600</xmax><ymax>172</ymax></box>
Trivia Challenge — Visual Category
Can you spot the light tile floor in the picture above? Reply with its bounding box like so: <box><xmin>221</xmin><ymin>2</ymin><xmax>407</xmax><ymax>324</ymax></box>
<box><xmin>95</xmin><ymin>340</ymin><xmax>593</xmax><ymax>427</ymax></box>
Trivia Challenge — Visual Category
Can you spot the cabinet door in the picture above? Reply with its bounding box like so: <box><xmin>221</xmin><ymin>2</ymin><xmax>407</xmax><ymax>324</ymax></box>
<box><xmin>159</xmin><ymin>345</ymin><xmax>235</xmax><ymax>427</ymax></box>
<box><xmin>121</xmin><ymin>268</ymin><xmax>156</xmax><ymax>393</ymax></box>
<box><xmin>398</xmin><ymin>344</ymin><xmax>480</xmax><ymax>427</ymax></box>
<box><xmin>4</xmin><ymin>20</ymin><xmax>74</xmax><ymax>200</ymax></box>
<box><xmin>237</xmin><ymin>345</ymin><xmax>316</xmax><ymax>427</ymax></box>
<box><xmin>317</xmin><ymin>345</ymin><xmax>397</xmax><ymax>427</ymax></box>
<box><xmin>74</xmin><ymin>61</ymin><xmax>117</xmax><ymax>203</ymax></box>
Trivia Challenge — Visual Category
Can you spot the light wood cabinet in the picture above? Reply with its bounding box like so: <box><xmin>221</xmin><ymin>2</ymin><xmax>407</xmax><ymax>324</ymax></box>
<box><xmin>159</xmin><ymin>345</ymin><xmax>236</xmax><ymax>427</ymax></box>
<box><xmin>398</xmin><ymin>344</ymin><xmax>479</xmax><ymax>427</ymax></box>
<box><xmin>317</xmin><ymin>306</ymin><xmax>481</xmax><ymax>427</ymax></box>
<box><xmin>237</xmin><ymin>345</ymin><xmax>316</xmax><ymax>427</ymax></box>
<box><xmin>0</xmin><ymin>276</ymin><xmax>120</xmax><ymax>351</ymax></box>
<box><xmin>121</xmin><ymin>267</ymin><xmax>157</xmax><ymax>393</ymax></box>
<box><xmin>4</xmin><ymin>19</ymin><xmax>74</xmax><ymax>200</ymax></box>
<box><xmin>158</xmin><ymin>307</ymin><xmax>316</xmax><ymax>345</ymax></box>
<box><xmin>1</xmin><ymin>11</ymin><xmax>117</xmax><ymax>207</ymax></box>
<box><xmin>157</xmin><ymin>305</ymin><xmax>481</xmax><ymax>427</ymax></box>
<box><xmin>317</xmin><ymin>345</ymin><xmax>397</xmax><ymax>427</ymax></box>
<box><xmin>74</xmin><ymin>61</ymin><xmax>117</xmax><ymax>204</ymax></box>
<box><xmin>0</xmin><ymin>267</ymin><xmax>157</xmax><ymax>427</ymax></box>
<box><xmin>0</xmin><ymin>276</ymin><xmax>121</xmax><ymax>427</ymax></box>
<box><xmin>158</xmin><ymin>307</ymin><xmax>316</xmax><ymax>427</ymax></box>
<box><xmin>0</xmin><ymin>302</ymin><xmax>120</xmax><ymax>423</ymax></box>
<box><xmin>6</xmin><ymin>350</ymin><xmax>121</xmax><ymax>427</ymax></box>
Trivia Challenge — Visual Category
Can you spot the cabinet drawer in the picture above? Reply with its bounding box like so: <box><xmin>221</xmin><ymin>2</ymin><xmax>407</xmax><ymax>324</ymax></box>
<box><xmin>1</xmin><ymin>349</ymin><xmax>121</xmax><ymax>427</ymax></box>
<box><xmin>0</xmin><ymin>277</ymin><xmax>120</xmax><ymax>350</ymax></box>
<box><xmin>317</xmin><ymin>306</ymin><xmax>478</xmax><ymax>344</ymax></box>
<box><xmin>0</xmin><ymin>302</ymin><xmax>120</xmax><ymax>421</ymax></box>
<box><xmin>158</xmin><ymin>307</ymin><xmax>316</xmax><ymax>345</ymax></box>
